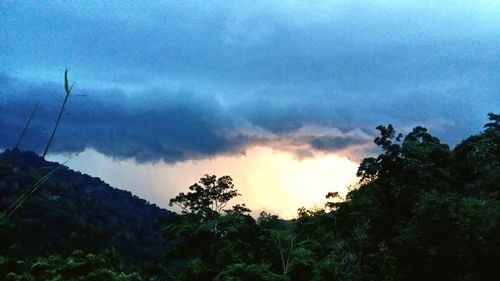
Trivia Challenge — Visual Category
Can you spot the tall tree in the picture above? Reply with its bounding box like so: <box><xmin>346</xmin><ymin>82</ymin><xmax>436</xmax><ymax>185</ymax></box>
<box><xmin>169</xmin><ymin>174</ymin><xmax>239</xmax><ymax>218</ymax></box>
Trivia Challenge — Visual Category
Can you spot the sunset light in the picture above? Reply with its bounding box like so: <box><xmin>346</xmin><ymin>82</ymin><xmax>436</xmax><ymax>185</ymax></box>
<box><xmin>50</xmin><ymin>146</ymin><xmax>359</xmax><ymax>218</ymax></box>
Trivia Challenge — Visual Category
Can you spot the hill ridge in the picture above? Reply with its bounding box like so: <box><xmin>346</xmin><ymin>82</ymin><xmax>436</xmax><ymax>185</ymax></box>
<box><xmin>0</xmin><ymin>148</ymin><xmax>173</xmax><ymax>263</ymax></box>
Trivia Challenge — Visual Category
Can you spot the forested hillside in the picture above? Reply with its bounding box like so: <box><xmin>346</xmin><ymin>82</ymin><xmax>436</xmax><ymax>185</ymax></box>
<box><xmin>0</xmin><ymin>149</ymin><xmax>173</xmax><ymax>280</ymax></box>
<box><xmin>1</xmin><ymin>113</ymin><xmax>498</xmax><ymax>281</ymax></box>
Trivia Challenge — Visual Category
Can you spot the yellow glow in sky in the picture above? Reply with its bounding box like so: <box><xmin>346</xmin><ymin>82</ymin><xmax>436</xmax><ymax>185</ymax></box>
<box><xmin>49</xmin><ymin>146</ymin><xmax>359</xmax><ymax>218</ymax></box>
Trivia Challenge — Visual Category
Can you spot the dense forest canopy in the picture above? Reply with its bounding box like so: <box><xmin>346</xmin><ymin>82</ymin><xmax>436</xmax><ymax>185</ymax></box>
<box><xmin>159</xmin><ymin>113</ymin><xmax>499</xmax><ymax>281</ymax></box>
<box><xmin>1</xmin><ymin>113</ymin><xmax>499</xmax><ymax>280</ymax></box>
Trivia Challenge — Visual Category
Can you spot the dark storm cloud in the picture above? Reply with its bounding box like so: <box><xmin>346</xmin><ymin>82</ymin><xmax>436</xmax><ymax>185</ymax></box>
<box><xmin>0</xmin><ymin>1</ymin><xmax>498</xmax><ymax>162</ymax></box>
<box><xmin>0</xmin><ymin>76</ymin><xmax>374</xmax><ymax>162</ymax></box>
<box><xmin>0</xmin><ymin>76</ymin><xmax>247</xmax><ymax>162</ymax></box>
<box><xmin>311</xmin><ymin>136</ymin><xmax>368</xmax><ymax>152</ymax></box>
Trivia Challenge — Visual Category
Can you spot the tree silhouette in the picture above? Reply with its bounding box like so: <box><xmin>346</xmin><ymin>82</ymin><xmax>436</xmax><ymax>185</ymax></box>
<box><xmin>169</xmin><ymin>174</ymin><xmax>239</xmax><ymax>217</ymax></box>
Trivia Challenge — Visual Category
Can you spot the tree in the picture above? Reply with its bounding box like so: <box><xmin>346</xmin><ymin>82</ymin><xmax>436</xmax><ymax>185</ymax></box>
<box><xmin>214</xmin><ymin>263</ymin><xmax>288</xmax><ymax>281</ymax></box>
<box><xmin>169</xmin><ymin>175</ymin><xmax>239</xmax><ymax>218</ymax></box>
<box><xmin>164</xmin><ymin>174</ymin><xmax>261</xmax><ymax>279</ymax></box>
<box><xmin>356</xmin><ymin>124</ymin><xmax>403</xmax><ymax>183</ymax></box>
<box><xmin>484</xmin><ymin>112</ymin><xmax>500</xmax><ymax>135</ymax></box>
<box><xmin>258</xmin><ymin>212</ymin><xmax>296</xmax><ymax>275</ymax></box>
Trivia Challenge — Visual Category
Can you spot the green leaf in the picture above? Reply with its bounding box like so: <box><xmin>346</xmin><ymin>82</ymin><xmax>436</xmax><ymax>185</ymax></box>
<box><xmin>64</xmin><ymin>69</ymin><xmax>70</xmax><ymax>96</ymax></box>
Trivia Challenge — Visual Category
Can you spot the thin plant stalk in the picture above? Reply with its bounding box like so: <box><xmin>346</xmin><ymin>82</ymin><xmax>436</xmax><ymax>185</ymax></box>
<box><xmin>15</xmin><ymin>102</ymin><xmax>40</xmax><ymax>149</ymax></box>
<box><xmin>42</xmin><ymin>69</ymin><xmax>74</xmax><ymax>158</ymax></box>
<box><xmin>0</xmin><ymin>153</ymin><xmax>79</xmax><ymax>222</ymax></box>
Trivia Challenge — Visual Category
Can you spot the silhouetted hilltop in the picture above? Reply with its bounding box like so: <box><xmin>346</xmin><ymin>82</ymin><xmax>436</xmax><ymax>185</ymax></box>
<box><xmin>0</xmin><ymin>149</ymin><xmax>173</xmax><ymax>264</ymax></box>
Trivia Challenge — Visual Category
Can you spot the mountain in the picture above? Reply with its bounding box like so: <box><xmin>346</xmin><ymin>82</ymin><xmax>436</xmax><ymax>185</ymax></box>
<box><xmin>0</xmin><ymin>149</ymin><xmax>173</xmax><ymax>267</ymax></box>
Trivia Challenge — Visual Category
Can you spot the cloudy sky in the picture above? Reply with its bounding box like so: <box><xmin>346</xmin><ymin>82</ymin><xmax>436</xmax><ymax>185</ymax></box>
<box><xmin>1</xmin><ymin>1</ymin><xmax>499</xmax><ymax>216</ymax></box>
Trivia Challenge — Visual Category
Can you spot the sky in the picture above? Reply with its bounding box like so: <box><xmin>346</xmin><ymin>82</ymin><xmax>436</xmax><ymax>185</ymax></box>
<box><xmin>1</xmin><ymin>1</ymin><xmax>499</xmax><ymax>217</ymax></box>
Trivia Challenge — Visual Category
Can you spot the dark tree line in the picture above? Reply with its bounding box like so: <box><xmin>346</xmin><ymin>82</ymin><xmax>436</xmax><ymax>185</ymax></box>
<box><xmin>161</xmin><ymin>113</ymin><xmax>499</xmax><ymax>281</ymax></box>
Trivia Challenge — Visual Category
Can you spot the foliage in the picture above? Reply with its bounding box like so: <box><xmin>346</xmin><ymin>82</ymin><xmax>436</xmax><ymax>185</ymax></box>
<box><xmin>214</xmin><ymin>263</ymin><xmax>288</xmax><ymax>281</ymax></box>
<box><xmin>0</xmin><ymin>149</ymin><xmax>172</xmax><ymax>279</ymax></box>
<box><xmin>0</xmin><ymin>250</ymin><xmax>141</xmax><ymax>281</ymax></box>
<box><xmin>162</xmin><ymin>112</ymin><xmax>499</xmax><ymax>281</ymax></box>
<box><xmin>169</xmin><ymin>174</ymin><xmax>239</xmax><ymax>217</ymax></box>
<box><xmin>2</xmin><ymin>112</ymin><xmax>498</xmax><ymax>280</ymax></box>
<box><xmin>163</xmin><ymin>175</ymin><xmax>267</xmax><ymax>280</ymax></box>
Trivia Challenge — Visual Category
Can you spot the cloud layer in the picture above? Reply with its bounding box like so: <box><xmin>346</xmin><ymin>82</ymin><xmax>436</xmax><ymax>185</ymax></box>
<box><xmin>0</xmin><ymin>74</ymin><xmax>375</xmax><ymax>162</ymax></box>
<box><xmin>1</xmin><ymin>1</ymin><xmax>498</xmax><ymax>163</ymax></box>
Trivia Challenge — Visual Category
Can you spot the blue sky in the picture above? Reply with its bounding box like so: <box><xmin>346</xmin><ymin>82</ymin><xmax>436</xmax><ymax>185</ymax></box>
<box><xmin>0</xmin><ymin>1</ymin><xmax>499</xmax><ymax>214</ymax></box>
